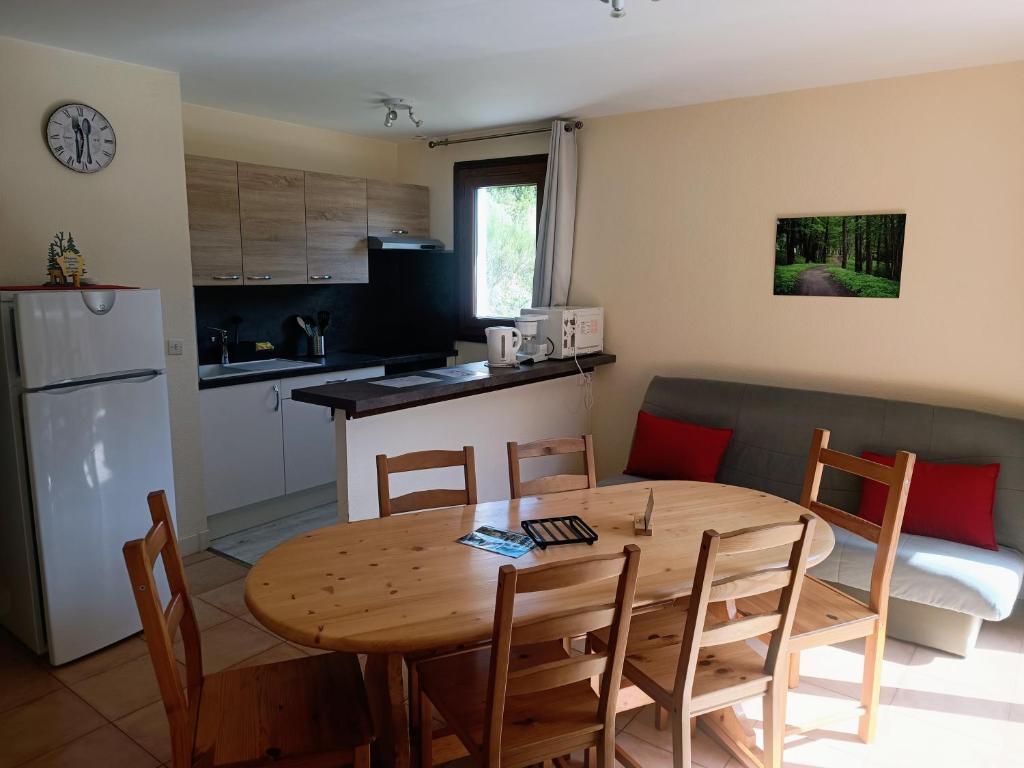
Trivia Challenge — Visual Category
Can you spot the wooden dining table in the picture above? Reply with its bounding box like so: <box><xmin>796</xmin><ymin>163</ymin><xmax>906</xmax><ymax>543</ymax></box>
<box><xmin>245</xmin><ymin>480</ymin><xmax>834</xmax><ymax>768</ymax></box>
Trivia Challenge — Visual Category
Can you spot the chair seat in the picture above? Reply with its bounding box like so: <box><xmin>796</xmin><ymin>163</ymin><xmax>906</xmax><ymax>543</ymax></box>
<box><xmin>736</xmin><ymin>575</ymin><xmax>879</xmax><ymax>652</ymax></box>
<box><xmin>192</xmin><ymin>652</ymin><xmax>372</xmax><ymax>767</ymax></box>
<box><xmin>417</xmin><ymin>642</ymin><xmax>603</xmax><ymax>767</ymax></box>
<box><xmin>589</xmin><ymin>604</ymin><xmax>771</xmax><ymax>715</ymax></box>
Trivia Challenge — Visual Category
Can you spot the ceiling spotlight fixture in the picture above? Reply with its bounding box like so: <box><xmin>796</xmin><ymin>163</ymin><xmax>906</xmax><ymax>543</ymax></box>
<box><xmin>599</xmin><ymin>0</ymin><xmax>658</xmax><ymax>18</ymax></box>
<box><xmin>382</xmin><ymin>98</ymin><xmax>423</xmax><ymax>129</ymax></box>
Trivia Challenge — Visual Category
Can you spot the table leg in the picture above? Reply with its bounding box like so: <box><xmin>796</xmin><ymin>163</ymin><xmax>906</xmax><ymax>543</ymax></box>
<box><xmin>364</xmin><ymin>653</ymin><xmax>411</xmax><ymax>768</ymax></box>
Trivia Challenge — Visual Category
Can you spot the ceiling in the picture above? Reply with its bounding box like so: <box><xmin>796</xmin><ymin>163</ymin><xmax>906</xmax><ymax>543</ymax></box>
<box><xmin>3</xmin><ymin>0</ymin><xmax>1024</xmax><ymax>140</ymax></box>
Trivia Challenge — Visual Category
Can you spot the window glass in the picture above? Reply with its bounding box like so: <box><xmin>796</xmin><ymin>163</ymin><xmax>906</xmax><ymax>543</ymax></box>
<box><xmin>473</xmin><ymin>184</ymin><xmax>538</xmax><ymax>319</ymax></box>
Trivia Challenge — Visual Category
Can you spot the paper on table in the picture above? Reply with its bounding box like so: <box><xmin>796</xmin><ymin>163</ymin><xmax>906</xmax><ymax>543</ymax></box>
<box><xmin>458</xmin><ymin>526</ymin><xmax>535</xmax><ymax>558</ymax></box>
<box><xmin>426</xmin><ymin>368</ymin><xmax>487</xmax><ymax>379</ymax></box>
<box><xmin>372</xmin><ymin>375</ymin><xmax>441</xmax><ymax>388</ymax></box>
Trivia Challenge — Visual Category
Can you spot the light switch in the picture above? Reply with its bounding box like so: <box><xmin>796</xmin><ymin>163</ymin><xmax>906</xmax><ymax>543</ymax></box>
<box><xmin>166</xmin><ymin>339</ymin><xmax>184</xmax><ymax>356</ymax></box>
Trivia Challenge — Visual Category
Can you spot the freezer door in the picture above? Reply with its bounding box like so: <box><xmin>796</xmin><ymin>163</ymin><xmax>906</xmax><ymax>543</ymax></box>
<box><xmin>15</xmin><ymin>290</ymin><xmax>166</xmax><ymax>390</ymax></box>
<box><xmin>23</xmin><ymin>373</ymin><xmax>176</xmax><ymax>664</ymax></box>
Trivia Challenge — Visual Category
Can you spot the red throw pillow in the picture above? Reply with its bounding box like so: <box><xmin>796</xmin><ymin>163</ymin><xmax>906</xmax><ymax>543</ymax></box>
<box><xmin>624</xmin><ymin>411</ymin><xmax>733</xmax><ymax>483</ymax></box>
<box><xmin>858</xmin><ymin>451</ymin><xmax>1000</xmax><ymax>550</ymax></box>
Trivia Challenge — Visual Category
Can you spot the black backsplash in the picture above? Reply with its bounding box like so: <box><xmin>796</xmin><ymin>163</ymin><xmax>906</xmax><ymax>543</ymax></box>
<box><xmin>194</xmin><ymin>250</ymin><xmax>460</xmax><ymax>364</ymax></box>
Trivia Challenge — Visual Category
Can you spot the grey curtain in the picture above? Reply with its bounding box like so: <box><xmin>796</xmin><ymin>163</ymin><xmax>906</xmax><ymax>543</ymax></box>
<box><xmin>533</xmin><ymin>120</ymin><xmax>578</xmax><ymax>307</ymax></box>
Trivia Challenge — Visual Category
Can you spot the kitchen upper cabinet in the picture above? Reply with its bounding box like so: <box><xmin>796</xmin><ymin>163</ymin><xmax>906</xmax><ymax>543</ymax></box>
<box><xmin>305</xmin><ymin>172</ymin><xmax>368</xmax><ymax>284</ymax></box>
<box><xmin>185</xmin><ymin>156</ymin><xmax>243</xmax><ymax>285</ymax></box>
<box><xmin>367</xmin><ymin>179</ymin><xmax>430</xmax><ymax>238</ymax></box>
<box><xmin>199</xmin><ymin>380</ymin><xmax>285</xmax><ymax>515</ymax></box>
<box><xmin>238</xmin><ymin>163</ymin><xmax>307</xmax><ymax>285</ymax></box>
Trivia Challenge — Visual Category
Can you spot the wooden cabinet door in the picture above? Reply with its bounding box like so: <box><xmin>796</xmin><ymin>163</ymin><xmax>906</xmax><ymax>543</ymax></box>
<box><xmin>238</xmin><ymin>163</ymin><xmax>307</xmax><ymax>284</ymax></box>
<box><xmin>366</xmin><ymin>179</ymin><xmax>430</xmax><ymax>238</ymax></box>
<box><xmin>185</xmin><ymin>156</ymin><xmax>243</xmax><ymax>285</ymax></box>
<box><xmin>305</xmin><ymin>172</ymin><xmax>368</xmax><ymax>284</ymax></box>
<box><xmin>199</xmin><ymin>380</ymin><xmax>285</xmax><ymax>515</ymax></box>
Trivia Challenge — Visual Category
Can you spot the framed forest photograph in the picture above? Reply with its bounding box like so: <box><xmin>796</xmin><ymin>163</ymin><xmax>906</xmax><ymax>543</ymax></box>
<box><xmin>774</xmin><ymin>213</ymin><xmax>907</xmax><ymax>298</ymax></box>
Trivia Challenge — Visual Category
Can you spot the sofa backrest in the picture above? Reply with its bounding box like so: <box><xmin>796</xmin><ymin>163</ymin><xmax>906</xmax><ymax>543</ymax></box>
<box><xmin>640</xmin><ymin>377</ymin><xmax>1024</xmax><ymax>553</ymax></box>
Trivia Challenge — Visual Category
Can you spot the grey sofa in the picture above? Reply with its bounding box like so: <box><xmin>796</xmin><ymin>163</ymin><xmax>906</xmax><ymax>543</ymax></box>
<box><xmin>602</xmin><ymin>377</ymin><xmax>1024</xmax><ymax>656</ymax></box>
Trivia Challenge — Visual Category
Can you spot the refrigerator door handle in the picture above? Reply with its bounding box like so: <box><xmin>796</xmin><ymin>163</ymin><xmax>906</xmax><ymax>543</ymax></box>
<box><xmin>36</xmin><ymin>370</ymin><xmax>163</xmax><ymax>394</ymax></box>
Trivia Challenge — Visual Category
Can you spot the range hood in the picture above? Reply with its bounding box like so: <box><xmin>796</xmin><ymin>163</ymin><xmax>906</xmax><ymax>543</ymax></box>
<box><xmin>368</xmin><ymin>235</ymin><xmax>447</xmax><ymax>251</ymax></box>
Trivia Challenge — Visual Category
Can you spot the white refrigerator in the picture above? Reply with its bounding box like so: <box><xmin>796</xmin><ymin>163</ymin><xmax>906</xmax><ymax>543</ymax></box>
<box><xmin>0</xmin><ymin>289</ymin><xmax>175</xmax><ymax>665</ymax></box>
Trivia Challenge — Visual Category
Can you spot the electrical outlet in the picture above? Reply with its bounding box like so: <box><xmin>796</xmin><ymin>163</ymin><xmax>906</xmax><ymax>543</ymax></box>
<box><xmin>166</xmin><ymin>339</ymin><xmax>184</xmax><ymax>356</ymax></box>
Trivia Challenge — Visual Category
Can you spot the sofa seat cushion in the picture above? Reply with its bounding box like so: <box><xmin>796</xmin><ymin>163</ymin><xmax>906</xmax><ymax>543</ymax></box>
<box><xmin>811</xmin><ymin>526</ymin><xmax>1024</xmax><ymax>621</ymax></box>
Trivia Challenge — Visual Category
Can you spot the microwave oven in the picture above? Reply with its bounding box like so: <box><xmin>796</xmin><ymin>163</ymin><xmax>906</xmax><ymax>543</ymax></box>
<box><xmin>522</xmin><ymin>306</ymin><xmax>604</xmax><ymax>359</ymax></box>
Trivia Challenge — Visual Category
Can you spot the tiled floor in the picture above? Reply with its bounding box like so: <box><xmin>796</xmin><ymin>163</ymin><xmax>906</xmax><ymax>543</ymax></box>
<box><xmin>209</xmin><ymin>504</ymin><xmax>338</xmax><ymax>565</ymax></box>
<box><xmin>1</xmin><ymin>551</ymin><xmax>1022</xmax><ymax>767</ymax></box>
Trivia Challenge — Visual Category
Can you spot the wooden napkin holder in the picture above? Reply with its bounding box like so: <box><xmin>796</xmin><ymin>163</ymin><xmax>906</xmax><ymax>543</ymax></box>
<box><xmin>633</xmin><ymin>489</ymin><xmax>654</xmax><ymax>536</ymax></box>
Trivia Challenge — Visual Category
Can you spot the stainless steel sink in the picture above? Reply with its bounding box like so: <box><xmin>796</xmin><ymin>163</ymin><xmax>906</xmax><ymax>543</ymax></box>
<box><xmin>199</xmin><ymin>358</ymin><xmax>323</xmax><ymax>381</ymax></box>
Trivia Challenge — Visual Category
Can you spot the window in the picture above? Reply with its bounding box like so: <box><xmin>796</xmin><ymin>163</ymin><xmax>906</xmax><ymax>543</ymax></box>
<box><xmin>453</xmin><ymin>154</ymin><xmax>547</xmax><ymax>340</ymax></box>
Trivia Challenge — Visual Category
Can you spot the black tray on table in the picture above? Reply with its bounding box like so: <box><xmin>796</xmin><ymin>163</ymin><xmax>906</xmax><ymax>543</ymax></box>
<box><xmin>521</xmin><ymin>515</ymin><xmax>598</xmax><ymax>550</ymax></box>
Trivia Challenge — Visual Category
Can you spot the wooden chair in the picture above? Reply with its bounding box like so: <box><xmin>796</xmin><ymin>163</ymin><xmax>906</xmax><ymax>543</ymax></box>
<box><xmin>123</xmin><ymin>491</ymin><xmax>373</xmax><ymax>768</ymax></box>
<box><xmin>416</xmin><ymin>545</ymin><xmax>642</xmax><ymax>768</ymax></box>
<box><xmin>589</xmin><ymin>516</ymin><xmax>817</xmax><ymax>768</ymax></box>
<box><xmin>507</xmin><ymin>435</ymin><xmax>597</xmax><ymax>499</ymax></box>
<box><xmin>376</xmin><ymin>446</ymin><xmax>478</xmax><ymax>517</ymax></box>
<box><xmin>735</xmin><ymin>428</ymin><xmax>915</xmax><ymax>743</ymax></box>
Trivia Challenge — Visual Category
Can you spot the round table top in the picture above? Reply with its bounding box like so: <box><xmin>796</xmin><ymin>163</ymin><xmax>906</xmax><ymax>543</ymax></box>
<box><xmin>245</xmin><ymin>481</ymin><xmax>834</xmax><ymax>655</ymax></box>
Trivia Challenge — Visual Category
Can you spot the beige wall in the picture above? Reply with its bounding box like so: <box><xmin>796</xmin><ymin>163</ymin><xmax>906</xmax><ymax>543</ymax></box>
<box><xmin>183</xmin><ymin>103</ymin><xmax>398</xmax><ymax>179</ymax></box>
<box><xmin>570</xmin><ymin>62</ymin><xmax>1024</xmax><ymax>477</ymax></box>
<box><xmin>0</xmin><ymin>37</ymin><xmax>206</xmax><ymax>551</ymax></box>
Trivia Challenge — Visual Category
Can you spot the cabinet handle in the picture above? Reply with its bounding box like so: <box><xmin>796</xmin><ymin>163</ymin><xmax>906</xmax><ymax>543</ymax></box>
<box><xmin>390</xmin><ymin>228</ymin><xmax>409</xmax><ymax>235</ymax></box>
<box><xmin>212</xmin><ymin>274</ymin><xmax>241</xmax><ymax>281</ymax></box>
<box><xmin>247</xmin><ymin>275</ymin><xmax>272</xmax><ymax>281</ymax></box>
<box><xmin>273</xmin><ymin>384</ymin><xmax>281</xmax><ymax>412</ymax></box>
<box><xmin>309</xmin><ymin>274</ymin><xmax>333</xmax><ymax>281</ymax></box>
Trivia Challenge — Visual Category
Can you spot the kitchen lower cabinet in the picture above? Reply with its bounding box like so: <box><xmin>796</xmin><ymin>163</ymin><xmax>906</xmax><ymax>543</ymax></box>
<box><xmin>200</xmin><ymin>366</ymin><xmax>385</xmax><ymax>515</ymax></box>
<box><xmin>199</xmin><ymin>380</ymin><xmax>285</xmax><ymax>516</ymax></box>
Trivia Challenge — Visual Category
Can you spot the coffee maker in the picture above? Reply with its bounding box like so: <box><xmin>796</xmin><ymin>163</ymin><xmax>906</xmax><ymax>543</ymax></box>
<box><xmin>514</xmin><ymin>314</ymin><xmax>553</xmax><ymax>365</ymax></box>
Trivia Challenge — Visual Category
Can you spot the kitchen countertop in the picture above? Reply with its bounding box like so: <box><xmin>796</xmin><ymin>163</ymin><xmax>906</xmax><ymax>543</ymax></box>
<box><xmin>197</xmin><ymin>349</ymin><xmax>456</xmax><ymax>390</ymax></box>
<box><xmin>291</xmin><ymin>353</ymin><xmax>616</xmax><ymax>418</ymax></box>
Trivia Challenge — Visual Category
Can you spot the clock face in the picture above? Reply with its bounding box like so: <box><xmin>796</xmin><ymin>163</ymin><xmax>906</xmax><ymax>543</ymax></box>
<box><xmin>46</xmin><ymin>103</ymin><xmax>116</xmax><ymax>173</ymax></box>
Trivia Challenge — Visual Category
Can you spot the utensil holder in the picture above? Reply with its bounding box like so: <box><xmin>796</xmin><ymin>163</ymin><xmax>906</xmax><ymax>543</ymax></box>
<box><xmin>313</xmin><ymin>333</ymin><xmax>325</xmax><ymax>356</ymax></box>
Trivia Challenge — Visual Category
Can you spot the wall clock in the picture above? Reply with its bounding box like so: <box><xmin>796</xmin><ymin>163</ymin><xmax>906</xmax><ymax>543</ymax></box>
<box><xmin>45</xmin><ymin>103</ymin><xmax>116</xmax><ymax>173</ymax></box>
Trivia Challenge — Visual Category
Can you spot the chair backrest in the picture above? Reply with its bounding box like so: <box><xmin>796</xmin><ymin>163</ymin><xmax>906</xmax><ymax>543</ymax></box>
<box><xmin>483</xmin><ymin>545</ymin><xmax>641</xmax><ymax>765</ymax></box>
<box><xmin>801</xmin><ymin>428</ymin><xmax>915</xmax><ymax>616</ymax></box>
<box><xmin>122</xmin><ymin>491</ymin><xmax>203</xmax><ymax>768</ymax></box>
<box><xmin>507</xmin><ymin>435</ymin><xmax>597</xmax><ymax>499</ymax></box>
<box><xmin>674</xmin><ymin>516</ymin><xmax>816</xmax><ymax>709</ymax></box>
<box><xmin>375</xmin><ymin>446</ymin><xmax>478</xmax><ymax>517</ymax></box>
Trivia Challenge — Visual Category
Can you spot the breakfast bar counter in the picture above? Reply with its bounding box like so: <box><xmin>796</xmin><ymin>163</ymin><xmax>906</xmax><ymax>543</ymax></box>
<box><xmin>292</xmin><ymin>354</ymin><xmax>615</xmax><ymax>522</ymax></box>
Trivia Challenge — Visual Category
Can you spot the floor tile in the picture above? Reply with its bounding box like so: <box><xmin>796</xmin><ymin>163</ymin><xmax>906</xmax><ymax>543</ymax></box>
<box><xmin>175</xmin><ymin>618</ymin><xmax>278</xmax><ymax>674</ymax></box>
<box><xmin>210</xmin><ymin>504</ymin><xmax>337</xmax><ymax>566</ymax></box>
<box><xmin>196</xmin><ymin>577</ymin><xmax>248</xmax><ymax>617</ymax></box>
<box><xmin>0</xmin><ymin>689</ymin><xmax>106</xmax><ymax>768</ymax></box>
<box><xmin>18</xmin><ymin>723</ymin><xmax>160</xmax><ymax>768</ymax></box>
<box><xmin>226</xmin><ymin>642</ymin><xmax>306</xmax><ymax>669</ymax></box>
<box><xmin>51</xmin><ymin>634</ymin><xmax>150</xmax><ymax>686</ymax></box>
<box><xmin>0</xmin><ymin>652</ymin><xmax>63</xmax><ymax>714</ymax></box>
<box><xmin>69</xmin><ymin>653</ymin><xmax>182</xmax><ymax>721</ymax></box>
<box><xmin>183</xmin><ymin>550</ymin><xmax>216</xmax><ymax>566</ymax></box>
<box><xmin>623</xmin><ymin>705</ymin><xmax>731</xmax><ymax>768</ymax></box>
<box><xmin>182</xmin><ymin>556</ymin><xmax>249</xmax><ymax>595</ymax></box>
<box><xmin>614</xmin><ymin>730</ymin><xmax>674</xmax><ymax>767</ymax></box>
<box><xmin>115</xmin><ymin>700</ymin><xmax>172</xmax><ymax>765</ymax></box>
<box><xmin>190</xmin><ymin>596</ymin><xmax>235</xmax><ymax>631</ymax></box>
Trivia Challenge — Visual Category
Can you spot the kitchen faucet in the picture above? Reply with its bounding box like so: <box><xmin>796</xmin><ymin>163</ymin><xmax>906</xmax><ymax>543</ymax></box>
<box><xmin>208</xmin><ymin>327</ymin><xmax>230</xmax><ymax>364</ymax></box>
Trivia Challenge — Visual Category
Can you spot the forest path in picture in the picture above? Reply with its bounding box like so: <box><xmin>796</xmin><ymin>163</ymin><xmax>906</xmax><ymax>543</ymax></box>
<box><xmin>774</xmin><ymin>213</ymin><xmax>906</xmax><ymax>298</ymax></box>
<box><xmin>797</xmin><ymin>265</ymin><xmax>854</xmax><ymax>297</ymax></box>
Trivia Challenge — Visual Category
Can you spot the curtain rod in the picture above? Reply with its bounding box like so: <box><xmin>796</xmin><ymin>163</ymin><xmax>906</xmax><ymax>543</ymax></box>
<box><xmin>427</xmin><ymin>120</ymin><xmax>583</xmax><ymax>149</ymax></box>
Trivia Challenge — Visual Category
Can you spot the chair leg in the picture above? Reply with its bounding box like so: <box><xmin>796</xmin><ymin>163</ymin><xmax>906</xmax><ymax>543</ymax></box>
<box><xmin>671</xmin><ymin>708</ymin><xmax>692</xmax><ymax>768</ymax></box>
<box><xmin>788</xmin><ymin>651</ymin><xmax>800</xmax><ymax>689</ymax></box>
<box><xmin>655</xmin><ymin>704</ymin><xmax>667</xmax><ymax>731</ymax></box>
<box><xmin>858</xmin><ymin>629</ymin><xmax>885</xmax><ymax>743</ymax></box>
<box><xmin>763</xmin><ymin>681</ymin><xmax>786</xmax><ymax>768</ymax></box>
<box><xmin>418</xmin><ymin>694</ymin><xmax>433</xmax><ymax>768</ymax></box>
<box><xmin>354</xmin><ymin>743</ymin><xmax>371</xmax><ymax>768</ymax></box>
<box><xmin>583</xmin><ymin>745</ymin><xmax>596</xmax><ymax>768</ymax></box>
